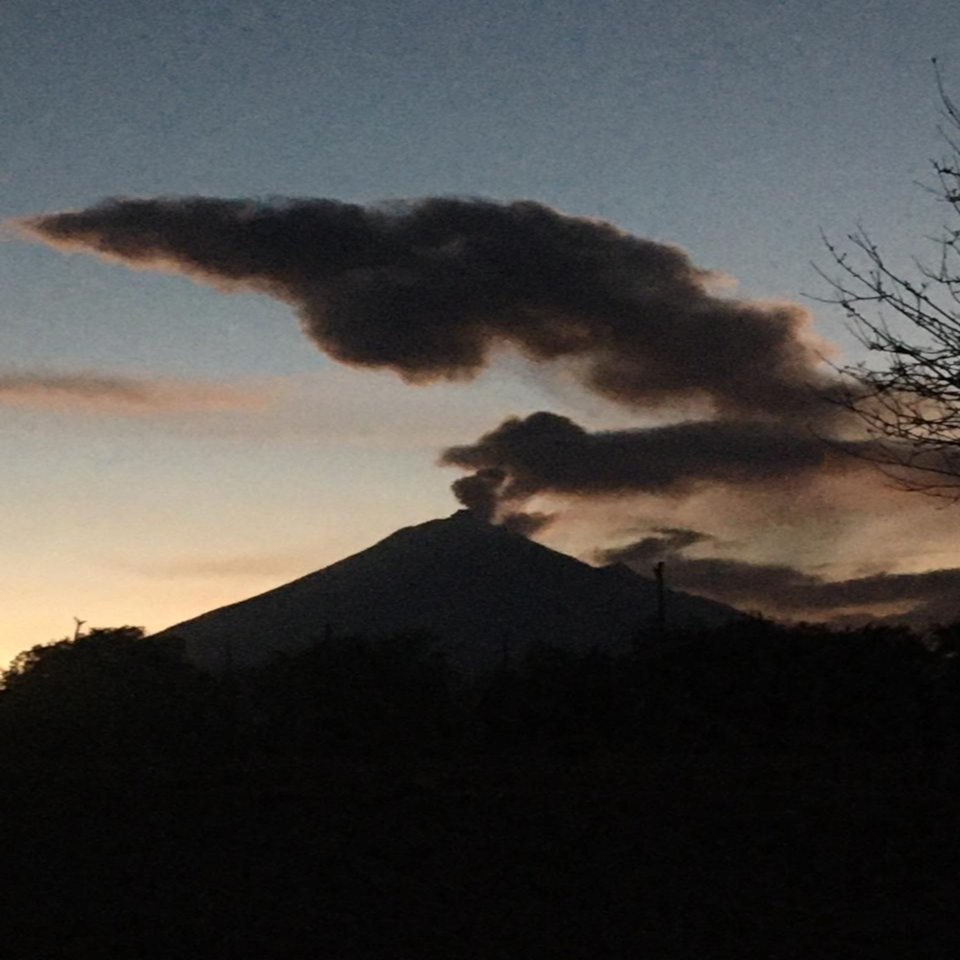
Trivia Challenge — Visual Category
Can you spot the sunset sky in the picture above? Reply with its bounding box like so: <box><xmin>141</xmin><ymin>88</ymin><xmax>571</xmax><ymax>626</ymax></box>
<box><xmin>4</xmin><ymin>0</ymin><xmax>960</xmax><ymax>664</ymax></box>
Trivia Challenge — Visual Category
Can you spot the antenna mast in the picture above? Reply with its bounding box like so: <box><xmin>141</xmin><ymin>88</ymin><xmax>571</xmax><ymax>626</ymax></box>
<box><xmin>653</xmin><ymin>562</ymin><xmax>666</xmax><ymax>634</ymax></box>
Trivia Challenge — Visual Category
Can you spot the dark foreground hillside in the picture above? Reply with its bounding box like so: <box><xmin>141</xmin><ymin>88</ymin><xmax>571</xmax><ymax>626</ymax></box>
<box><xmin>1</xmin><ymin>621</ymin><xmax>958</xmax><ymax>959</ymax></box>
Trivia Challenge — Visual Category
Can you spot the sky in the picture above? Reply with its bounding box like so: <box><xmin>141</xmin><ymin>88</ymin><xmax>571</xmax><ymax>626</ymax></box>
<box><xmin>4</xmin><ymin>0</ymin><xmax>960</xmax><ymax>663</ymax></box>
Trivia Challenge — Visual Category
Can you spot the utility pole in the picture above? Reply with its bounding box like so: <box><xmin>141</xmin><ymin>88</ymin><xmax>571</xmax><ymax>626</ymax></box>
<box><xmin>653</xmin><ymin>562</ymin><xmax>666</xmax><ymax>635</ymax></box>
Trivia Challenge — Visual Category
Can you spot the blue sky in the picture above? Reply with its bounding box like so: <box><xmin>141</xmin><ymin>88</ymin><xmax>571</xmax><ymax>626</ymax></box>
<box><xmin>3</xmin><ymin>0</ymin><xmax>960</xmax><ymax>659</ymax></box>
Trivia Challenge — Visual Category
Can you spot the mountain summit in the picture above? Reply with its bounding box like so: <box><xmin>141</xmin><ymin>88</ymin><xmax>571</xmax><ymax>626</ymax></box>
<box><xmin>155</xmin><ymin>511</ymin><xmax>738</xmax><ymax>673</ymax></box>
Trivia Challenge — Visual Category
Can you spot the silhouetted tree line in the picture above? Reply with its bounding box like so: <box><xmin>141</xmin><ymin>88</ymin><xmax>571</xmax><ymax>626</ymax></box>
<box><xmin>1</xmin><ymin>620</ymin><xmax>958</xmax><ymax>958</ymax></box>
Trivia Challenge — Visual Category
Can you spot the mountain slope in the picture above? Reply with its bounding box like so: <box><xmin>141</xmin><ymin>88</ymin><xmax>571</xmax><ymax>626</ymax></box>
<box><xmin>155</xmin><ymin>511</ymin><xmax>739</xmax><ymax>672</ymax></box>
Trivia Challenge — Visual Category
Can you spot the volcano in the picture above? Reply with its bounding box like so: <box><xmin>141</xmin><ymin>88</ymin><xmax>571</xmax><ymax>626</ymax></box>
<box><xmin>155</xmin><ymin>511</ymin><xmax>739</xmax><ymax>673</ymax></box>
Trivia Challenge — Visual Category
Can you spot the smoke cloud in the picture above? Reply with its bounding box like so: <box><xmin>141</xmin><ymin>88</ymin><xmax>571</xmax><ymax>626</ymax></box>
<box><xmin>440</xmin><ymin>411</ymin><xmax>872</xmax><ymax>505</ymax></box>
<box><xmin>499</xmin><ymin>511</ymin><xmax>556</xmax><ymax>537</ymax></box>
<box><xmin>597</xmin><ymin>527</ymin><xmax>960</xmax><ymax>625</ymax></box>
<box><xmin>16</xmin><ymin>196</ymin><xmax>838</xmax><ymax>420</ymax></box>
<box><xmin>450</xmin><ymin>468</ymin><xmax>555</xmax><ymax>534</ymax></box>
<box><xmin>449</xmin><ymin>468</ymin><xmax>507</xmax><ymax>522</ymax></box>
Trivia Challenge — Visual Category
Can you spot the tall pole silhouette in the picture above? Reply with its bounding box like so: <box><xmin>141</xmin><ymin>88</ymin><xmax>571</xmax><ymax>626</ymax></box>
<box><xmin>653</xmin><ymin>562</ymin><xmax>666</xmax><ymax>634</ymax></box>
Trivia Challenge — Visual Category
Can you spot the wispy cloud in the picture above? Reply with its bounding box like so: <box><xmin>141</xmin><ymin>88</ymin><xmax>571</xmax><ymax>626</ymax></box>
<box><xmin>0</xmin><ymin>370</ymin><xmax>274</xmax><ymax>416</ymax></box>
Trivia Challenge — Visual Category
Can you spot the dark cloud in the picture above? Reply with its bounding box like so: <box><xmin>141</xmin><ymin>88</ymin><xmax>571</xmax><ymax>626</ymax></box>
<box><xmin>599</xmin><ymin>527</ymin><xmax>715</xmax><ymax>567</ymax></box>
<box><xmin>499</xmin><ymin>511</ymin><xmax>557</xmax><ymax>538</ymax></box>
<box><xmin>794</xmin><ymin>568</ymin><xmax>960</xmax><ymax>613</ymax></box>
<box><xmin>440</xmin><ymin>411</ymin><xmax>872</xmax><ymax>503</ymax></box>
<box><xmin>597</xmin><ymin>527</ymin><xmax>960</xmax><ymax>625</ymax></box>
<box><xmin>16</xmin><ymin>195</ymin><xmax>839</xmax><ymax>420</ymax></box>
<box><xmin>598</xmin><ymin>531</ymin><xmax>825</xmax><ymax>608</ymax></box>
<box><xmin>450</xmin><ymin>468</ymin><xmax>507</xmax><ymax>522</ymax></box>
<box><xmin>449</xmin><ymin>467</ymin><xmax>555</xmax><ymax>534</ymax></box>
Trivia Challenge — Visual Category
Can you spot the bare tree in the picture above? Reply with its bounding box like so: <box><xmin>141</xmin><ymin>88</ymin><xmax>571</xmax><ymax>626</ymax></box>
<box><xmin>819</xmin><ymin>62</ymin><xmax>960</xmax><ymax>498</ymax></box>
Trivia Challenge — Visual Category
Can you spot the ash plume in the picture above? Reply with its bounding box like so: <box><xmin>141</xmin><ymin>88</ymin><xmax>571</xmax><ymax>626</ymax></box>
<box><xmin>440</xmin><ymin>411</ymin><xmax>872</xmax><ymax>502</ymax></box>
<box><xmin>450</xmin><ymin>466</ymin><xmax>555</xmax><ymax>535</ymax></box>
<box><xmin>597</xmin><ymin>526</ymin><xmax>960</xmax><ymax>624</ymax></box>
<box><xmin>600</xmin><ymin>527</ymin><xmax>715</xmax><ymax>565</ymax></box>
<box><xmin>450</xmin><ymin>468</ymin><xmax>507</xmax><ymax>522</ymax></box>
<box><xmin>499</xmin><ymin>511</ymin><xmax>556</xmax><ymax>537</ymax></box>
<box><xmin>16</xmin><ymin>195</ymin><xmax>837</xmax><ymax>420</ymax></box>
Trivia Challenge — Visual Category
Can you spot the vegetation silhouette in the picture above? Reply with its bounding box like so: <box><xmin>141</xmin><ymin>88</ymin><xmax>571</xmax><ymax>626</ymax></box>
<box><xmin>1</xmin><ymin>616</ymin><xmax>959</xmax><ymax>958</ymax></box>
<box><xmin>821</xmin><ymin>64</ymin><xmax>960</xmax><ymax>499</ymax></box>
